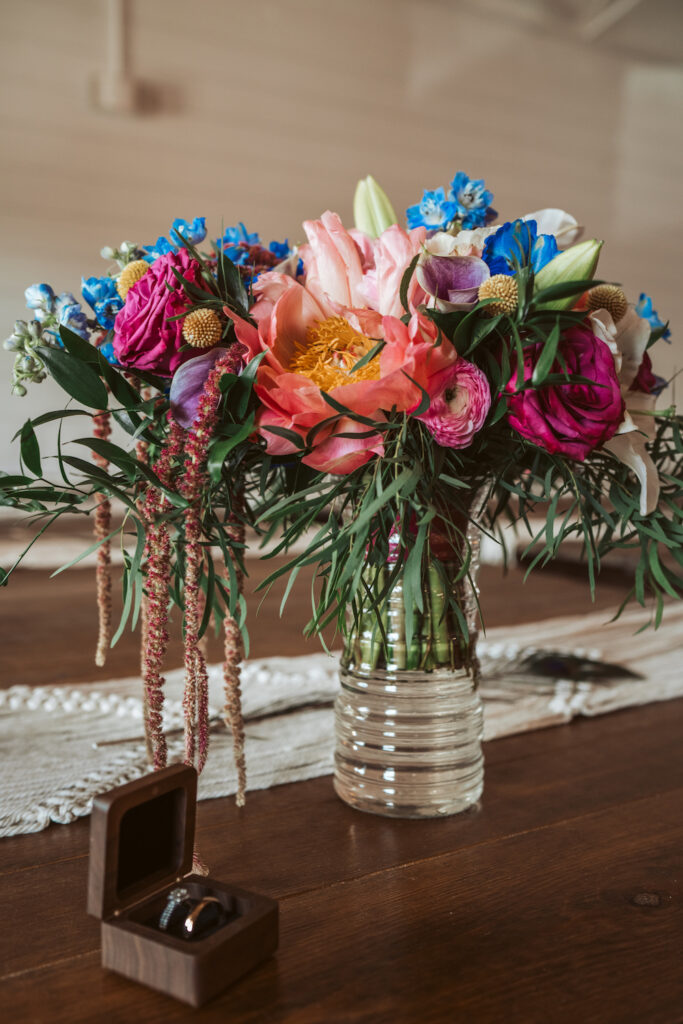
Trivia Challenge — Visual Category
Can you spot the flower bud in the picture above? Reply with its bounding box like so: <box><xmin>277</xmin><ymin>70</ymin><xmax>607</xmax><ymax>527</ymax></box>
<box><xmin>12</xmin><ymin>382</ymin><xmax>27</xmax><ymax>397</ymax></box>
<box><xmin>353</xmin><ymin>175</ymin><xmax>398</xmax><ymax>238</ymax></box>
<box><xmin>533</xmin><ymin>239</ymin><xmax>603</xmax><ymax>310</ymax></box>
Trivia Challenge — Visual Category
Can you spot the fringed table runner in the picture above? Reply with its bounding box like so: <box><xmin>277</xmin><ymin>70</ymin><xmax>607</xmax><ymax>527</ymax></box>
<box><xmin>1</xmin><ymin>603</ymin><xmax>682</xmax><ymax>837</ymax></box>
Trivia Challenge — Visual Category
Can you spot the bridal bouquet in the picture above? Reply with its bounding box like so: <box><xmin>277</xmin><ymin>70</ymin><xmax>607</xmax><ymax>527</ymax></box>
<box><xmin>3</xmin><ymin>172</ymin><xmax>681</xmax><ymax>802</ymax></box>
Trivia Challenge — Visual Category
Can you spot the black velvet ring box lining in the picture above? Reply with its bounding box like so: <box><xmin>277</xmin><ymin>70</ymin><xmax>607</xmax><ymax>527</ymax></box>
<box><xmin>87</xmin><ymin>763</ymin><xmax>279</xmax><ymax>1008</ymax></box>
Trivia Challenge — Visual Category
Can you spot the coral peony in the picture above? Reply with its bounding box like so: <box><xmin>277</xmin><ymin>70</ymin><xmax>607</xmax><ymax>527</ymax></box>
<box><xmin>216</xmin><ymin>211</ymin><xmax>451</xmax><ymax>474</ymax></box>
<box><xmin>505</xmin><ymin>323</ymin><xmax>624</xmax><ymax>460</ymax></box>
<box><xmin>113</xmin><ymin>249</ymin><xmax>211</xmax><ymax>376</ymax></box>
<box><xmin>418</xmin><ymin>360</ymin><xmax>491</xmax><ymax>448</ymax></box>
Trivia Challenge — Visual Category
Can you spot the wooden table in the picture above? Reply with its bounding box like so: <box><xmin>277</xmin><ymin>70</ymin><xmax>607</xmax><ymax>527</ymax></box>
<box><xmin>1</xmin><ymin>560</ymin><xmax>682</xmax><ymax>1022</ymax></box>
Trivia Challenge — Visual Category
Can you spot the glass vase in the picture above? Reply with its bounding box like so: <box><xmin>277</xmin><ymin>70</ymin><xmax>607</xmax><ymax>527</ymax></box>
<box><xmin>334</xmin><ymin>513</ymin><xmax>484</xmax><ymax>819</ymax></box>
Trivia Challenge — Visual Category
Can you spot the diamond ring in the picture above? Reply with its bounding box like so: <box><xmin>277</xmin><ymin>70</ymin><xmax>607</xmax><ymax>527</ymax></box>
<box><xmin>159</xmin><ymin>886</ymin><xmax>191</xmax><ymax>932</ymax></box>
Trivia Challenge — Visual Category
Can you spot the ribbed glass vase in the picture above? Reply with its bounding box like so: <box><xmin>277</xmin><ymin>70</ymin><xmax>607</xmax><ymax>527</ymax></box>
<box><xmin>334</xmin><ymin>515</ymin><xmax>484</xmax><ymax>819</ymax></box>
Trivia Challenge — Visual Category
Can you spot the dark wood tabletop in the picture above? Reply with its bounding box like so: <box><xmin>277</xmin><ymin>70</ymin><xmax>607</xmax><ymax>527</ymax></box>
<box><xmin>1</xmin><ymin>556</ymin><xmax>682</xmax><ymax>1023</ymax></box>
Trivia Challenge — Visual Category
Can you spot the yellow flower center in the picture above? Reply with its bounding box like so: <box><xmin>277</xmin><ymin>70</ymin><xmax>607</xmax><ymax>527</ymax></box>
<box><xmin>290</xmin><ymin>316</ymin><xmax>381</xmax><ymax>390</ymax></box>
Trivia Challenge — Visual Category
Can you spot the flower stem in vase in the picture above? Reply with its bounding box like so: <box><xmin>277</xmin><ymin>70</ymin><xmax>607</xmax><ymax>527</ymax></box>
<box><xmin>428</xmin><ymin>563</ymin><xmax>451</xmax><ymax>668</ymax></box>
<box><xmin>386</xmin><ymin>578</ymin><xmax>406</xmax><ymax>670</ymax></box>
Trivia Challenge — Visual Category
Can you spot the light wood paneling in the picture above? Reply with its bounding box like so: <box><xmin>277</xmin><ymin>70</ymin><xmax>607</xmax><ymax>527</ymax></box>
<box><xmin>1</xmin><ymin>0</ymin><xmax>681</xmax><ymax>469</ymax></box>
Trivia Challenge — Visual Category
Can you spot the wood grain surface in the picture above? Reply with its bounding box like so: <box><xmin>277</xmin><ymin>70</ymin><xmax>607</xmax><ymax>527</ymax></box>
<box><xmin>1</xmin><ymin>559</ymin><xmax>682</xmax><ymax>1022</ymax></box>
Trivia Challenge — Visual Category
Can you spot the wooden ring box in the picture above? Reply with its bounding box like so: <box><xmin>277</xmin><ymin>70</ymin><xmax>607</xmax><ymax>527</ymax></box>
<box><xmin>87</xmin><ymin>763</ymin><xmax>278</xmax><ymax>1007</ymax></box>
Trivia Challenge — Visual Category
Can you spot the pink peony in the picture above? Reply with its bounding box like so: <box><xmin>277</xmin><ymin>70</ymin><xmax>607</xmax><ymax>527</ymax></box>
<box><xmin>298</xmin><ymin>210</ymin><xmax>427</xmax><ymax>318</ymax></box>
<box><xmin>417</xmin><ymin>360</ymin><xmax>491</xmax><ymax>448</ymax></box>
<box><xmin>505</xmin><ymin>322</ymin><xmax>624</xmax><ymax>460</ymax></box>
<box><xmin>113</xmin><ymin>249</ymin><xmax>211</xmax><ymax>376</ymax></box>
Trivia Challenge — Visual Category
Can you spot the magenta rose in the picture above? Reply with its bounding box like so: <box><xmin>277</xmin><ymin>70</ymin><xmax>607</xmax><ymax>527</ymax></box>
<box><xmin>113</xmin><ymin>249</ymin><xmax>210</xmax><ymax>376</ymax></box>
<box><xmin>505</xmin><ymin>323</ymin><xmax>624</xmax><ymax>460</ymax></box>
<box><xmin>417</xmin><ymin>359</ymin><xmax>491</xmax><ymax>448</ymax></box>
<box><xmin>629</xmin><ymin>351</ymin><xmax>658</xmax><ymax>394</ymax></box>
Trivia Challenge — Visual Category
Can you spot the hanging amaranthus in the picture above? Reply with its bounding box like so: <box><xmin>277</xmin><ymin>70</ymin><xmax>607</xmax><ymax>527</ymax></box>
<box><xmin>178</xmin><ymin>344</ymin><xmax>244</xmax><ymax>774</ymax></box>
<box><xmin>140</xmin><ymin>419</ymin><xmax>186</xmax><ymax>769</ymax></box>
<box><xmin>223</xmin><ymin>498</ymin><xmax>247</xmax><ymax>806</ymax></box>
<box><xmin>92</xmin><ymin>409</ymin><xmax>112</xmax><ymax>668</ymax></box>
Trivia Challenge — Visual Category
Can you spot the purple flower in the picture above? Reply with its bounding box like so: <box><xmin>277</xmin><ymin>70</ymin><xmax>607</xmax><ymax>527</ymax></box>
<box><xmin>170</xmin><ymin>343</ymin><xmax>246</xmax><ymax>427</ymax></box>
<box><xmin>416</xmin><ymin>236</ymin><xmax>490</xmax><ymax>310</ymax></box>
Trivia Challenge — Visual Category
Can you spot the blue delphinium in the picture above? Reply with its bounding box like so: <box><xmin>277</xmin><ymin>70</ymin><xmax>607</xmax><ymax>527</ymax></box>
<box><xmin>217</xmin><ymin>223</ymin><xmax>261</xmax><ymax>263</ymax></box>
<box><xmin>143</xmin><ymin>235</ymin><xmax>176</xmax><ymax>261</ymax></box>
<box><xmin>636</xmin><ymin>293</ymin><xmax>671</xmax><ymax>342</ymax></box>
<box><xmin>143</xmin><ymin>216</ymin><xmax>207</xmax><ymax>261</ymax></box>
<box><xmin>170</xmin><ymin>216</ymin><xmax>207</xmax><ymax>247</ymax></box>
<box><xmin>24</xmin><ymin>284</ymin><xmax>89</xmax><ymax>341</ymax></box>
<box><xmin>483</xmin><ymin>219</ymin><xmax>558</xmax><ymax>277</ymax></box>
<box><xmin>24</xmin><ymin>283</ymin><xmax>56</xmax><ymax>322</ymax></box>
<box><xmin>96</xmin><ymin>337</ymin><xmax>118</xmax><ymax>364</ymax></box>
<box><xmin>55</xmin><ymin>292</ymin><xmax>89</xmax><ymax>340</ymax></box>
<box><xmin>81</xmin><ymin>275</ymin><xmax>123</xmax><ymax>330</ymax></box>
<box><xmin>406</xmin><ymin>188</ymin><xmax>458</xmax><ymax>232</ymax></box>
<box><xmin>448</xmin><ymin>172</ymin><xmax>496</xmax><ymax>229</ymax></box>
<box><xmin>269</xmin><ymin>239</ymin><xmax>292</xmax><ymax>260</ymax></box>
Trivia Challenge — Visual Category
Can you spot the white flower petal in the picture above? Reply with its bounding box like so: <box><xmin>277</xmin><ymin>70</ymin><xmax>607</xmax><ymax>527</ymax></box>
<box><xmin>604</xmin><ymin>430</ymin><xmax>660</xmax><ymax>515</ymax></box>
<box><xmin>613</xmin><ymin>307</ymin><xmax>650</xmax><ymax>390</ymax></box>
<box><xmin>523</xmin><ymin>209</ymin><xmax>582</xmax><ymax>247</ymax></box>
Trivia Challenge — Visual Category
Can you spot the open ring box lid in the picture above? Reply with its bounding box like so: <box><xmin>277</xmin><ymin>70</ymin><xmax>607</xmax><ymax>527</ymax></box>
<box><xmin>87</xmin><ymin>763</ymin><xmax>278</xmax><ymax>1008</ymax></box>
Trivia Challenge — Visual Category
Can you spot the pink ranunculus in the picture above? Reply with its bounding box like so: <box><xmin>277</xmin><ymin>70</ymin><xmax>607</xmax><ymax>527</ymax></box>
<box><xmin>417</xmin><ymin>359</ymin><xmax>491</xmax><ymax>448</ymax></box>
<box><xmin>505</xmin><ymin>322</ymin><xmax>625</xmax><ymax>460</ymax></box>
<box><xmin>113</xmin><ymin>249</ymin><xmax>211</xmax><ymax>376</ymax></box>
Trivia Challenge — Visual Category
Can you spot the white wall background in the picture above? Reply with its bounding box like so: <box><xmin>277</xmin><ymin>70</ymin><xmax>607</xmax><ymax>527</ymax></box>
<box><xmin>1</xmin><ymin>0</ymin><xmax>681</xmax><ymax>471</ymax></box>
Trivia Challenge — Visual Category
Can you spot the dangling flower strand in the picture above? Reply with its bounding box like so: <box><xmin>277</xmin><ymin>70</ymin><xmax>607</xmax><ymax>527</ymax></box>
<box><xmin>140</xmin><ymin>419</ymin><xmax>186</xmax><ymax>768</ymax></box>
<box><xmin>178</xmin><ymin>344</ymin><xmax>244</xmax><ymax>773</ymax></box>
<box><xmin>223</xmin><ymin>496</ymin><xmax>247</xmax><ymax>806</ymax></box>
<box><xmin>92</xmin><ymin>409</ymin><xmax>112</xmax><ymax>668</ymax></box>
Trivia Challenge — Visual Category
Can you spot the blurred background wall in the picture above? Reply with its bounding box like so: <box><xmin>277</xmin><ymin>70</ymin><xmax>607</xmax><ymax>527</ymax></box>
<box><xmin>1</xmin><ymin>0</ymin><xmax>681</xmax><ymax>472</ymax></box>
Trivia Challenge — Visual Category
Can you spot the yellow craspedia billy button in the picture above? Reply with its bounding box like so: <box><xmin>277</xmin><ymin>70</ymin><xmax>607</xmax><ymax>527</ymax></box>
<box><xmin>478</xmin><ymin>274</ymin><xmax>518</xmax><ymax>317</ymax></box>
<box><xmin>182</xmin><ymin>308</ymin><xmax>223</xmax><ymax>348</ymax></box>
<box><xmin>586</xmin><ymin>284</ymin><xmax>628</xmax><ymax>323</ymax></box>
<box><xmin>116</xmin><ymin>260</ymin><xmax>150</xmax><ymax>300</ymax></box>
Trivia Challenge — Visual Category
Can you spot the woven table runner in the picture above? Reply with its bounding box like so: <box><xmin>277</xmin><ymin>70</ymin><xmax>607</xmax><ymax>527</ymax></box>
<box><xmin>1</xmin><ymin>603</ymin><xmax>681</xmax><ymax>837</ymax></box>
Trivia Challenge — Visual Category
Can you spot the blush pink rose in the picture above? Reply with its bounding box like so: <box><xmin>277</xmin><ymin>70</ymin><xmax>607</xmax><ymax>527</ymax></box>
<box><xmin>417</xmin><ymin>359</ymin><xmax>491</xmax><ymax>448</ymax></box>
<box><xmin>113</xmin><ymin>249</ymin><xmax>211</xmax><ymax>376</ymax></box>
<box><xmin>505</xmin><ymin>322</ymin><xmax>624</xmax><ymax>460</ymax></box>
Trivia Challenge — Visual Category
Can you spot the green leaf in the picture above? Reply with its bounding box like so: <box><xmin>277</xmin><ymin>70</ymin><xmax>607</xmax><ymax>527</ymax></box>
<box><xmin>531</xmin><ymin>321</ymin><xmax>561</xmax><ymax>386</ymax></box>
<box><xmin>530</xmin><ymin>278</ymin><xmax>603</xmax><ymax>307</ymax></box>
<box><xmin>207</xmin><ymin>414</ymin><xmax>255</xmax><ymax>482</ymax></box>
<box><xmin>20</xmin><ymin>421</ymin><xmax>42</xmax><ymax>477</ymax></box>
<box><xmin>51</xmin><ymin>525</ymin><xmax>122</xmax><ymax>577</ymax></box>
<box><xmin>12</xmin><ymin>409</ymin><xmax>92</xmax><ymax>441</ymax></box>
<box><xmin>399</xmin><ymin>254</ymin><xmax>419</xmax><ymax>314</ymax></box>
<box><xmin>37</xmin><ymin>347</ymin><xmax>109</xmax><ymax>409</ymax></box>
<box><xmin>235</xmin><ymin>351</ymin><xmax>266</xmax><ymax>419</ymax></box>
<box><xmin>350</xmin><ymin>339</ymin><xmax>385</xmax><ymax>374</ymax></box>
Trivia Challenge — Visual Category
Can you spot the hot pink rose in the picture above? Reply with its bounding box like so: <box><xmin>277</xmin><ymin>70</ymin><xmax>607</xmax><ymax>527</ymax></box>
<box><xmin>113</xmin><ymin>249</ymin><xmax>210</xmax><ymax>376</ymax></box>
<box><xmin>505</xmin><ymin>322</ymin><xmax>624</xmax><ymax>460</ymax></box>
<box><xmin>629</xmin><ymin>351</ymin><xmax>658</xmax><ymax>394</ymax></box>
<box><xmin>417</xmin><ymin>360</ymin><xmax>491</xmax><ymax>448</ymax></box>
